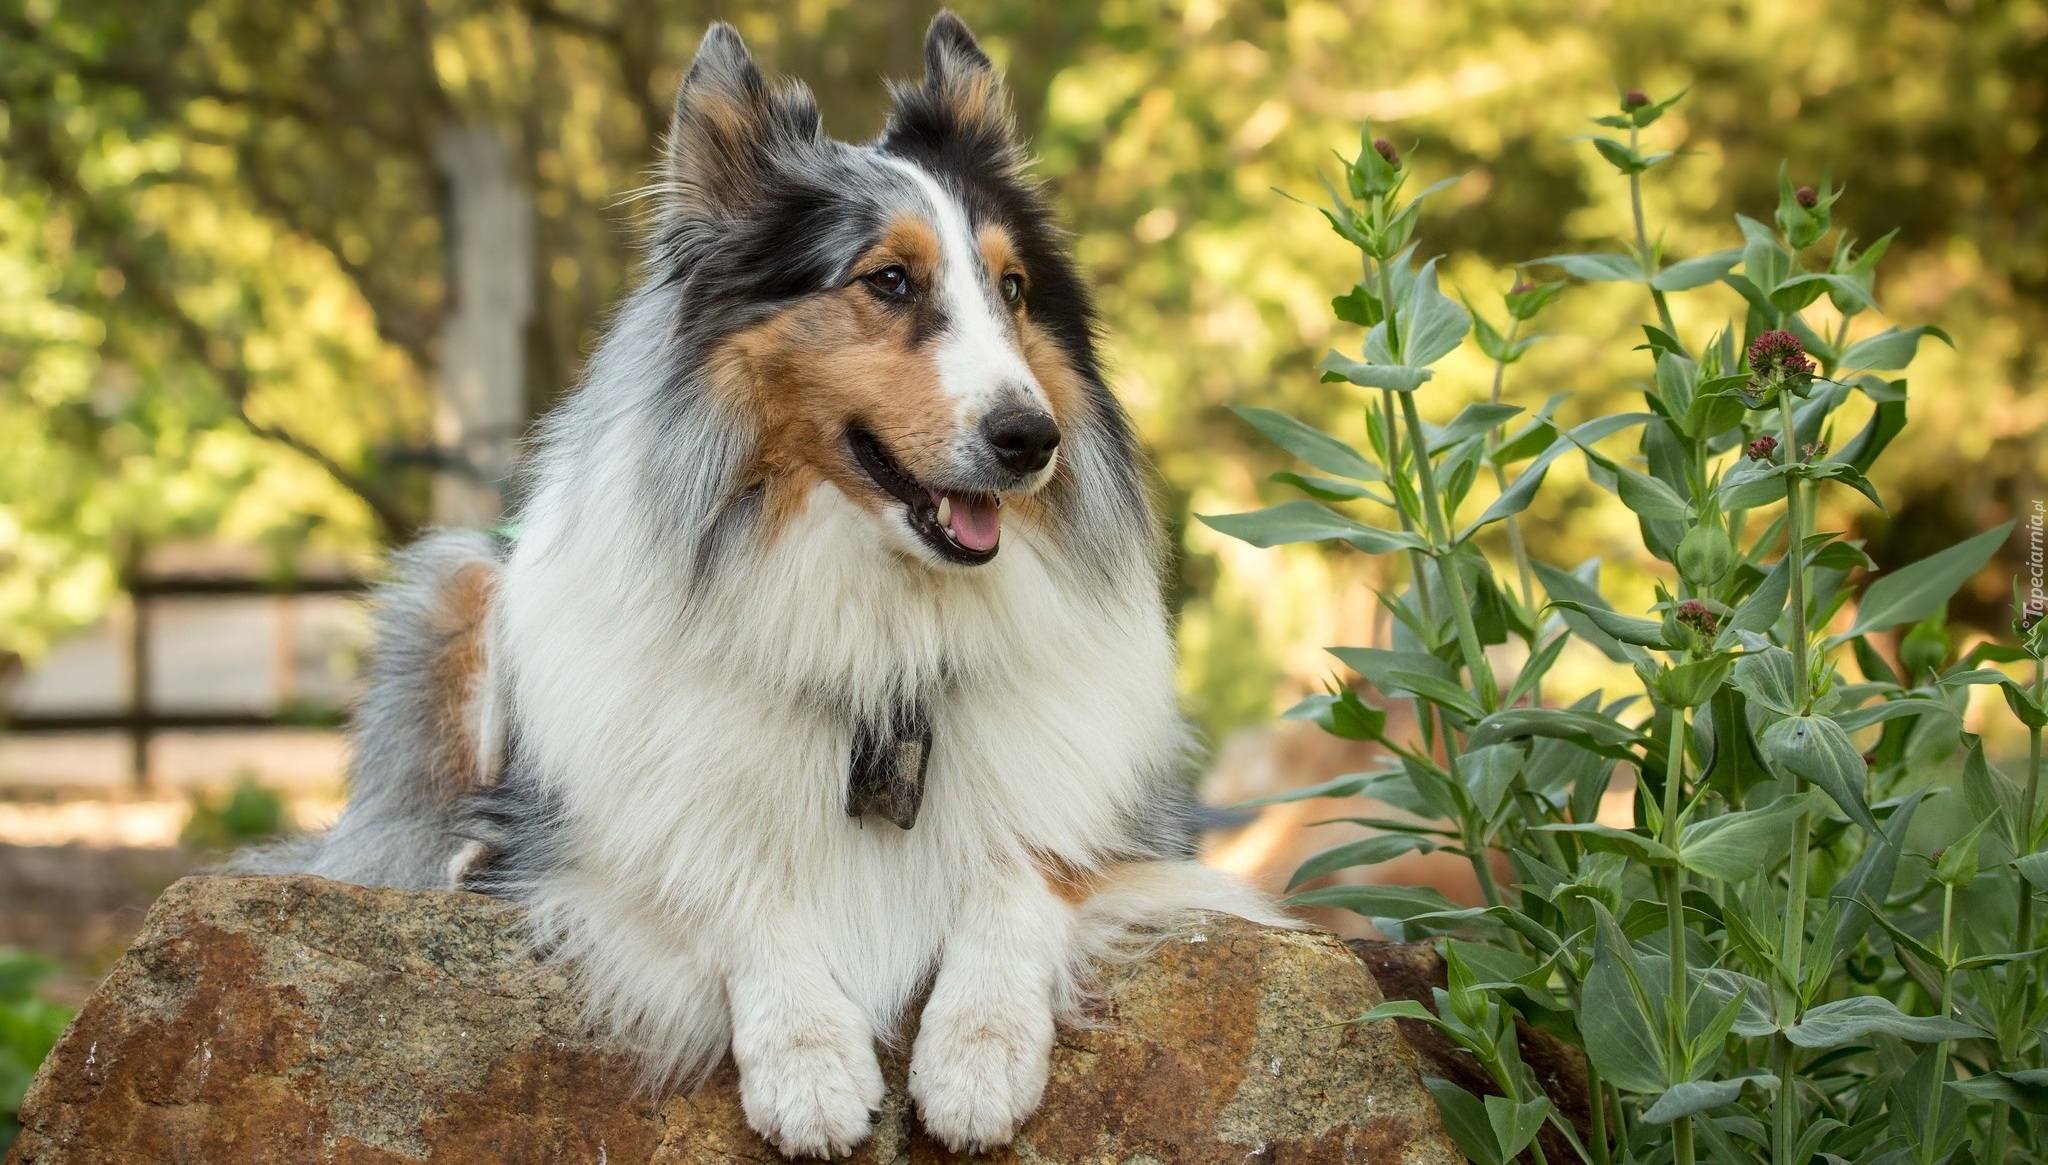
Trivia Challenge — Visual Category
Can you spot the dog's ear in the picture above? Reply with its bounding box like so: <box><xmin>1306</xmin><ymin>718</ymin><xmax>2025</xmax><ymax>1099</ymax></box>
<box><xmin>663</xmin><ymin>23</ymin><xmax>821</xmax><ymax>220</ymax></box>
<box><xmin>883</xmin><ymin>12</ymin><xmax>1021</xmax><ymax>171</ymax></box>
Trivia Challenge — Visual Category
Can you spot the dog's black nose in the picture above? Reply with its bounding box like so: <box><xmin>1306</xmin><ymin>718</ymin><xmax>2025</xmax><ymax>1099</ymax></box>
<box><xmin>981</xmin><ymin>407</ymin><xmax>1060</xmax><ymax>474</ymax></box>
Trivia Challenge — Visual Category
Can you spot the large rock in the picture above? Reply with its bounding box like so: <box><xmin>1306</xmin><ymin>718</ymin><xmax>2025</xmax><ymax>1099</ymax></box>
<box><xmin>8</xmin><ymin>875</ymin><xmax>1460</xmax><ymax>1164</ymax></box>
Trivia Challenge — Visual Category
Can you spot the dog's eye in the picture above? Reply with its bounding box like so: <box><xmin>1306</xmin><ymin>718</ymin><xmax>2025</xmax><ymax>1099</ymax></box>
<box><xmin>865</xmin><ymin>265</ymin><xmax>913</xmax><ymax>300</ymax></box>
<box><xmin>999</xmin><ymin>273</ymin><xmax>1024</xmax><ymax>306</ymax></box>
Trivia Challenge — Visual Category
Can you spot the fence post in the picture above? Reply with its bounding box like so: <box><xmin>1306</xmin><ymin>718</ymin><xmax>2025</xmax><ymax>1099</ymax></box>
<box><xmin>123</xmin><ymin>543</ymin><xmax>151</xmax><ymax>792</ymax></box>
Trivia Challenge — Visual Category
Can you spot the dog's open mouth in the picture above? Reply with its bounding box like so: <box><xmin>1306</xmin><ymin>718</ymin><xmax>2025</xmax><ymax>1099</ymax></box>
<box><xmin>848</xmin><ymin>427</ymin><xmax>1001</xmax><ymax>565</ymax></box>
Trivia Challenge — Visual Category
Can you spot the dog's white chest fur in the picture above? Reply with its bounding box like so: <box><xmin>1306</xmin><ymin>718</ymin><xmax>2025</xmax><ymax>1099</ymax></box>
<box><xmin>497</xmin><ymin>481</ymin><xmax>1187</xmax><ymax>1034</ymax></box>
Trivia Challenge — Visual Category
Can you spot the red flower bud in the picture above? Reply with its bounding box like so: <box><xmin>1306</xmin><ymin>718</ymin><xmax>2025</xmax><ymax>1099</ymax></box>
<box><xmin>1796</xmin><ymin>185</ymin><xmax>1818</xmax><ymax>208</ymax></box>
<box><xmin>1802</xmin><ymin>439</ymin><xmax>1829</xmax><ymax>462</ymax></box>
<box><xmin>1373</xmin><ymin>138</ymin><xmax>1400</xmax><ymax>168</ymax></box>
<box><xmin>1623</xmin><ymin>90</ymin><xmax>1649</xmax><ymax>110</ymax></box>
<box><xmin>1747</xmin><ymin>435</ymin><xmax>1779</xmax><ymax>461</ymax></box>
<box><xmin>1744</xmin><ymin>330</ymin><xmax>1816</xmax><ymax>405</ymax></box>
<box><xmin>1675</xmin><ymin>600</ymin><xmax>1719</xmax><ymax>637</ymax></box>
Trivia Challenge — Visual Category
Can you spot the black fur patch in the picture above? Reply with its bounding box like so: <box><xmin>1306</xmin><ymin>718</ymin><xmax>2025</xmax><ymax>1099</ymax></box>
<box><xmin>846</xmin><ymin>697</ymin><xmax>933</xmax><ymax>830</ymax></box>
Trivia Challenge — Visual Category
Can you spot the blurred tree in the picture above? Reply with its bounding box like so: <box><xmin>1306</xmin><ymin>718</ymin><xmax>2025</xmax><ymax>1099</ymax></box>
<box><xmin>2</xmin><ymin>0</ymin><xmax>2040</xmax><ymax>741</ymax></box>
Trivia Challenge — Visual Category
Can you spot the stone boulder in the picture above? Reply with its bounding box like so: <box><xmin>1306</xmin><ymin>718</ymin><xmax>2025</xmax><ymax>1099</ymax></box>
<box><xmin>8</xmin><ymin>875</ymin><xmax>1460</xmax><ymax>1164</ymax></box>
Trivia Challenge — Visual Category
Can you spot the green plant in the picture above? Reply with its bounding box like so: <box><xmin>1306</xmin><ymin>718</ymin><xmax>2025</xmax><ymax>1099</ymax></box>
<box><xmin>0</xmin><ymin>951</ymin><xmax>74</xmax><ymax>1152</ymax></box>
<box><xmin>1204</xmin><ymin>88</ymin><xmax>2045</xmax><ymax>1164</ymax></box>
<box><xmin>179</xmin><ymin>772</ymin><xmax>293</xmax><ymax>852</ymax></box>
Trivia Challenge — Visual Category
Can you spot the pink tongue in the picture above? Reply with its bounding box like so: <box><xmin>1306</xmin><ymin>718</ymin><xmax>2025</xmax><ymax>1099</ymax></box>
<box><xmin>946</xmin><ymin>493</ymin><xmax>1001</xmax><ymax>552</ymax></box>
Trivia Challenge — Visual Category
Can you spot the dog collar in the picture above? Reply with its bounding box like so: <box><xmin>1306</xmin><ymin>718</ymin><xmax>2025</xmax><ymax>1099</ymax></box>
<box><xmin>847</xmin><ymin>697</ymin><xmax>932</xmax><ymax>829</ymax></box>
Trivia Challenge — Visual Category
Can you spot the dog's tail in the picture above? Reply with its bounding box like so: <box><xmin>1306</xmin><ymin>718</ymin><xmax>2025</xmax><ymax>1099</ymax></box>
<box><xmin>228</xmin><ymin>529</ymin><xmax>506</xmax><ymax>889</ymax></box>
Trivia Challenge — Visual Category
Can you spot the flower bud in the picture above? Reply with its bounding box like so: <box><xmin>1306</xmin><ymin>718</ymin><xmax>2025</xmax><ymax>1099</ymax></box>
<box><xmin>1801</xmin><ymin>439</ymin><xmax>1829</xmax><ymax>462</ymax></box>
<box><xmin>1373</xmin><ymin>138</ymin><xmax>1400</xmax><ymax>168</ymax></box>
<box><xmin>1796</xmin><ymin>185</ymin><xmax>1818</xmax><ymax>208</ymax></box>
<box><xmin>1675</xmin><ymin>600</ymin><xmax>1719</xmax><ymax>638</ymax></box>
<box><xmin>1623</xmin><ymin>90</ymin><xmax>1649</xmax><ymax>110</ymax></box>
<box><xmin>1676</xmin><ymin>523</ymin><xmax>1736</xmax><ymax>586</ymax></box>
<box><xmin>1744</xmin><ymin>330</ymin><xmax>1816</xmax><ymax>406</ymax></box>
<box><xmin>1747</xmin><ymin>435</ymin><xmax>1779</xmax><ymax>462</ymax></box>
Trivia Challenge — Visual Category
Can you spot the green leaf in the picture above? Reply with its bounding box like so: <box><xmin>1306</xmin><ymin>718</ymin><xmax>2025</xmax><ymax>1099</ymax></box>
<box><xmin>1331</xmin><ymin>285</ymin><xmax>1381</xmax><ymax>327</ymax></box>
<box><xmin>1196</xmin><ymin>501</ymin><xmax>1429</xmax><ymax>555</ymax></box>
<box><xmin>1269</xmin><ymin>471</ymin><xmax>1393</xmax><ymax>506</ymax></box>
<box><xmin>1423</xmin><ymin>1079</ymin><xmax>1505</xmax><ymax>1165</ymax></box>
<box><xmin>2015</xmin><ymin>852</ymin><xmax>2048</xmax><ymax>891</ymax></box>
<box><xmin>1286</xmin><ymin>883</ymin><xmax>1463</xmax><ymax>919</ymax></box>
<box><xmin>1228</xmin><ymin>770</ymin><xmax>1370</xmax><ymax>810</ymax></box>
<box><xmin>1581</xmin><ymin>904</ymin><xmax>1668</xmax><ymax>1093</ymax></box>
<box><xmin>1836</xmin><ymin>399</ymin><xmax>1907</xmax><ymax>475</ymax></box>
<box><xmin>1678</xmin><ymin>791</ymin><xmax>1817</xmax><ymax>882</ymax></box>
<box><xmin>1781</xmin><ymin>996</ymin><xmax>1984</xmax><ymax>1048</ymax></box>
<box><xmin>1328</xmin><ymin>646</ymin><xmax>1487</xmax><ymax>720</ymax></box>
<box><xmin>1731</xmin><ymin>646</ymin><xmax>1800</xmax><ymax>717</ymax></box>
<box><xmin>1547</xmin><ymin>600</ymin><xmax>1672</xmax><ymax>649</ymax></box>
<box><xmin>1353</xmin><ymin>999</ymin><xmax>1444</xmax><ymax>1026</ymax></box>
<box><xmin>1280</xmin><ymin>689</ymin><xmax>1388</xmax><ymax>742</ymax></box>
<box><xmin>1535</xmin><ymin>559</ymin><xmax>1648</xmax><ymax>663</ymax></box>
<box><xmin>1947</xmin><ymin>1070</ymin><xmax>2048</xmax><ymax>1114</ymax></box>
<box><xmin>1720</xmin><ymin>559</ymin><xmax>1790</xmax><ymax>645</ymax></box>
<box><xmin>1838</xmin><ymin>325</ymin><xmax>1954</xmax><ymax>372</ymax></box>
<box><xmin>1771</xmin><ymin>272</ymin><xmax>1875</xmax><ymax>316</ymax></box>
<box><xmin>1485</xmin><ymin>1095</ymin><xmax>1551</xmax><ymax>1161</ymax></box>
<box><xmin>1642</xmin><ymin>1072</ymin><xmax>1779</xmax><ymax>1123</ymax></box>
<box><xmin>1227</xmin><ymin>406</ymin><xmax>1383</xmax><ymax>481</ymax></box>
<box><xmin>1315</xmin><ymin>350</ymin><xmax>1433</xmax><ymax>392</ymax></box>
<box><xmin>1536</xmin><ymin>251</ymin><xmax>1644</xmax><ymax>283</ymax></box>
<box><xmin>1590</xmin><ymin>135</ymin><xmax>1650</xmax><ymax>174</ymax></box>
<box><xmin>1287</xmin><ymin>833</ymin><xmax>1435</xmax><ymax>890</ymax></box>
<box><xmin>1428</xmin><ymin>403</ymin><xmax>1523</xmax><ymax>453</ymax></box>
<box><xmin>1400</xmin><ymin>258</ymin><xmax>1472</xmax><ymax>367</ymax></box>
<box><xmin>1650</xmin><ymin>248</ymin><xmax>1743</xmax><ymax>292</ymax></box>
<box><xmin>1466</xmin><ymin>706</ymin><xmax>1646</xmax><ymax>759</ymax></box>
<box><xmin>1574</xmin><ymin>438</ymin><xmax>1692</xmax><ymax>521</ymax></box>
<box><xmin>1839</xmin><ymin>522</ymin><xmax>2017</xmax><ymax>640</ymax></box>
<box><xmin>1760</xmin><ymin>714</ymin><xmax>1879</xmax><ymax>834</ymax></box>
<box><xmin>1828</xmin><ymin>696</ymin><xmax>1957</xmax><ymax>734</ymax></box>
<box><xmin>1538</xmin><ymin>822</ymin><xmax>1678</xmax><ymax>864</ymax></box>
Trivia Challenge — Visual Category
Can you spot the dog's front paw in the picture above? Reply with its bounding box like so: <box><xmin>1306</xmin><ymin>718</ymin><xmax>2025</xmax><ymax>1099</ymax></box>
<box><xmin>734</xmin><ymin>1008</ymin><xmax>886</xmax><ymax>1158</ymax></box>
<box><xmin>908</xmin><ymin>996</ymin><xmax>1055</xmax><ymax>1152</ymax></box>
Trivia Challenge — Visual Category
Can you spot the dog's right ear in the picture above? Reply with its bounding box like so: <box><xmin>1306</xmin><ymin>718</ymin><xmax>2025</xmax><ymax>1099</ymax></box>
<box><xmin>663</xmin><ymin>24</ymin><xmax>821</xmax><ymax>221</ymax></box>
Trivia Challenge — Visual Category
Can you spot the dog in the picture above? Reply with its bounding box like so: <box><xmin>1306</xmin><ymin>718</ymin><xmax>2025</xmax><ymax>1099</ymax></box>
<box><xmin>237</xmin><ymin>12</ymin><xmax>1284</xmax><ymax>1156</ymax></box>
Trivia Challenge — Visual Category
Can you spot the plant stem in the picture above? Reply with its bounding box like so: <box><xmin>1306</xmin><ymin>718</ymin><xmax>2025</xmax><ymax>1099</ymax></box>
<box><xmin>1773</xmin><ymin>391</ymin><xmax>1812</xmax><ymax>1165</ymax></box>
<box><xmin>1372</xmin><ymin>259</ymin><xmax>1439</xmax><ymax>649</ymax></box>
<box><xmin>1628</xmin><ymin>123</ymin><xmax>1679</xmax><ymax>341</ymax></box>
<box><xmin>1436</xmin><ymin>716</ymin><xmax>1502</xmax><ymax>907</ymax></box>
<box><xmin>1772</xmin><ymin>1037</ymin><xmax>1798</xmax><ymax>1165</ymax></box>
<box><xmin>1486</xmin><ymin>315</ymin><xmax>1539</xmax><ymax>612</ymax></box>
<box><xmin>1586</xmin><ymin>1061</ymin><xmax>1611</xmax><ymax>1165</ymax></box>
<box><xmin>2020</xmin><ymin>655</ymin><xmax>2044</xmax><ymax>953</ymax></box>
<box><xmin>1924</xmin><ymin>880</ymin><xmax>1958</xmax><ymax>1165</ymax></box>
<box><xmin>1661</xmin><ymin>707</ymin><xmax>1694</xmax><ymax>1165</ymax></box>
<box><xmin>1779</xmin><ymin>394</ymin><xmax>1811</xmax><ymax>713</ymax></box>
<box><xmin>1397</xmin><ymin>392</ymin><xmax>1500</xmax><ymax>711</ymax></box>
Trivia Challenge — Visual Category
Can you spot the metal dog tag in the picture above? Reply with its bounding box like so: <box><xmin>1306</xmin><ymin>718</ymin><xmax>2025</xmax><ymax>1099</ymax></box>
<box><xmin>847</xmin><ymin>699</ymin><xmax>932</xmax><ymax>830</ymax></box>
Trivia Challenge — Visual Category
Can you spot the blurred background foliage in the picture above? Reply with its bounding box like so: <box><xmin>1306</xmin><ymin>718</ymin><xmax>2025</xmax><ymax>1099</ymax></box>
<box><xmin>2</xmin><ymin>0</ymin><xmax>2042</xmax><ymax>743</ymax></box>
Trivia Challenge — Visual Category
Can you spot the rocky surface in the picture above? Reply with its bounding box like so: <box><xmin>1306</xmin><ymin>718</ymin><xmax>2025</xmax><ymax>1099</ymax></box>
<box><xmin>9</xmin><ymin>875</ymin><xmax>1461</xmax><ymax>1164</ymax></box>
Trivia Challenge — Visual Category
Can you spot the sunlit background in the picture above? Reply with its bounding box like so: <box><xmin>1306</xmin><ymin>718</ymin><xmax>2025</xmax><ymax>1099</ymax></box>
<box><xmin>1</xmin><ymin>0</ymin><xmax>2042</xmax><ymax>989</ymax></box>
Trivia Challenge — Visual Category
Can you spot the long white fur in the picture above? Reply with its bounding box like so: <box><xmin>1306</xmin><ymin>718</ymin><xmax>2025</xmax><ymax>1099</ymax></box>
<box><xmin>496</xmin><ymin>241</ymin><xmax>1287</xmax><ymax>1151</ymax></box>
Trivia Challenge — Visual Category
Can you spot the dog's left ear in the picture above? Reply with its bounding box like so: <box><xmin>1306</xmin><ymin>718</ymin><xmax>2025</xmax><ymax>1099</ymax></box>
<box><xmin>883</xmin><ymin>11</ymin><xmax>1021</xmax><ymax>170</ymax></box>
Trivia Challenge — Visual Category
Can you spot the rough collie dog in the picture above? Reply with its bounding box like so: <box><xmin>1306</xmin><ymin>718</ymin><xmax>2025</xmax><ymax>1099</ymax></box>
<box><xmin>240</xmin><ymin>12</ymin><xmax>1282</xmax><ymax>1157</ymax></box>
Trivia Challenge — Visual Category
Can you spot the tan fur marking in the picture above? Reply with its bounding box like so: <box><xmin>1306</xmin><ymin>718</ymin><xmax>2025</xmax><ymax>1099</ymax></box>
<box><xmin>1034</xmin><ymin>852</ymin><xmax>1105</xmax><ymax>906</ymax></box>
<box><xmin>936</xmin><ymin>69</ymin><xmax>1012</xmax><ymax>141</ymax></box>
<box><xmin>710</xmin><ymin>225</ymin><xmax>960</xmax><ymax>541</ymax></box>
<box><xmin>426</xmin><ymin>562</ymin><xmax>495</xmax><ymax>801</ymax></box>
